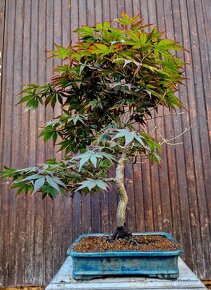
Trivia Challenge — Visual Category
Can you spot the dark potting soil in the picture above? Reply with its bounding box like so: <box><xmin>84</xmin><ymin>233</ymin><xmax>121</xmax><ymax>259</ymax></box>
<box><xmin>72</xmin><ymin>235</ymin><xmax>182</xmax><ymax>253</ymax></box>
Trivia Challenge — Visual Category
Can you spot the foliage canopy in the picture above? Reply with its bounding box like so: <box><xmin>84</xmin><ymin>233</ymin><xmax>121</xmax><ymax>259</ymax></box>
<box><xmin>1</xmin><ymin>14</ymin><xmax>186</xmax><ymax>199</ymax></box>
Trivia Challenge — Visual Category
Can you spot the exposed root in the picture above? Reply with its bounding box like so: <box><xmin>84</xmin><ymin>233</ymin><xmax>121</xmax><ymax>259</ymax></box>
<box><xmin>108</xmin><ymin>223</ymin><xmax>132</xmax><ymax>242</ymax></box>
<box><xmin>124</xmin><ymin>237</ymin><xmax>141</xmax><ymax>246</ymax></box>
<box><xmin>108</xmin><ymin>225</ymin><xmax>156</xmax><ymax>246</ymax></box>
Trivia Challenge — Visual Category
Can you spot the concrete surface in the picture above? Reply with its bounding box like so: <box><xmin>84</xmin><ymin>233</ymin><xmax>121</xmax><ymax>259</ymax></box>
<box><xmin>46</xmin><ymin>257</ymin><xmax>206</xmax><ymax>290</ymax></box>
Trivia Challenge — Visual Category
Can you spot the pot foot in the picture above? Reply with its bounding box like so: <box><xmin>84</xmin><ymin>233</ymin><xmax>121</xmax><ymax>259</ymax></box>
<box><xmin>148</xmin><ymin>273</ymin><xmax>179</xmax><ymax>280</ymax></box>
<box><xmin>72</xmin><ymin>273</ymin><xmax>102</xmax><ymax>280</ymax></box>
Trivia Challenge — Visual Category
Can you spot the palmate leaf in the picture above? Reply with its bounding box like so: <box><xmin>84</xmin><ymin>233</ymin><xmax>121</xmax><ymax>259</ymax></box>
<box><xmin>69</xmin><ymin>114</ymin><xmax>85</xmax><ymax>125</ymax></box>
<box><xmin>39</xmin><ymin>120</ymin><xmax>60</xmax><ymax>143</ymax></box>
<box><xmin>112</xmin><ymin>129</ymin><xmax>147</xmax><ymax>148</ymax></box>
<box><xmin>150</xmin><ymin>152</ymin><xmax>161</xmax><ymax>163</ymax></box>
<box><xmin>89</xmin><ymin>43</ymin><xmax>118</xmax><ymax>57</ymax></box>
<box><xmin>90</xmin><ymin>156</ymin><xmax>97</xmax><ymax>168</ymax></box>
<box><xmin>127</xmin><ymin>31</ymin><xmax>149</xmax><ymax>48</ymax></box>
<box><xmin>49</xmin><ymin>44</ymin><xmax>73</xmax><ymax>59</ymax></box>
<box><xmin>96</xmin><ymin>132</ymin><xmax>111</xmax><ymax>145</ymax></box>
<box><xmin>1</xmin><ymin>159</ymin><xmax>71</xmax><ymax>196</ymax></box>
<box><xmin>46</xmin><ymin>176</ymin><xmax>61</xmax><ymax>193</ymax></box>
<box><xmin>15</xmin><ymin>166</ymin><xmax>38</xmax><ymax>173</ymax></box>
<box><xmin>33</xmin><ymin>177</ymin><xmax>45</xmax><ymax>194</ymax></box>
<box><xmin>75</xmin><ymin>26</ymin><xmax>95</xmax><ymax>37</ymax></box>
<box><xmin>0</xmin><ymin>166</ymin><xmax>17</xmax><ymax>177</ymax></box>
<box><xmin>74</xmin><ymin>149</ymin><xmax>116</xmax><ymax>171</ymax></box>
<box><xmin>156</xmin><ymin>39</ymin><xmax>184</xmax><ymax>51</ymax></box>
<box><xmin>165</xmin><ymin>92</ymin><xmax>184</xmax><ymax>109</ymax></box>
<box><xmin>77</xmin><ymin>178</ymin><xmax>108</xmax><ymax>192</ymax></box>
<box><xmin>52</xmin><ymin>176</ymin><xmax>67</xmax><ymax>188</ymax></box>
<box><xmin>0</xmin><ymin>13</ymin><xmax>186</xmax><ymax>199</ymax></box>
<box><xmin>42</xmin><ymin>185</ymin><xmax>58</xmax><ymax>199</ymax></box>
<box><xmin>78</xmin><ymin>155</ymin><xmax>91</xmax><ymax>170</ymax></box>
<box><xmin>116</xmin><ymin>13</ymin><xmax>139</xmax><ymax>26</ymax></box>
<box><xmin>22</xmin><ymin>174</ymin><xmax>42</xmax><ymax>181</ymax></box>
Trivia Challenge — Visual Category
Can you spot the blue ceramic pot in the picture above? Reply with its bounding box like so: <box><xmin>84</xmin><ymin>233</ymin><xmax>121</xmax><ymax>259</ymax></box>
<box><xmin>67</xmin><ymin>232</ymin><xmax>183</xmax><ymax>280</ymax></box>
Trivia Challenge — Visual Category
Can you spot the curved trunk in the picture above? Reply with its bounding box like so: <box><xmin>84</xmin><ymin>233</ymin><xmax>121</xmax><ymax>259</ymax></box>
<box><xmin>116</xmin><ymin>154</ymin><xmax>128</xmax><ymax>227</ymax></box>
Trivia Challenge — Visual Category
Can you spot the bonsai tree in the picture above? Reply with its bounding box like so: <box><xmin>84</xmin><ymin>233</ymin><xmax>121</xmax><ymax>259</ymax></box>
<box><xmin>0</xmin><ymin>14</ymin><xmax>185</xmax><ymax>240</ymax></box>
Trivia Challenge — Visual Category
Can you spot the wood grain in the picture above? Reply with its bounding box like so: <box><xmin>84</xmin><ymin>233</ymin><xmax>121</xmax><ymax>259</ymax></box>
<box><xmin>0</xmin><ymin>0</ymin><xmax>210</xmax><ymax>286</ymax></box>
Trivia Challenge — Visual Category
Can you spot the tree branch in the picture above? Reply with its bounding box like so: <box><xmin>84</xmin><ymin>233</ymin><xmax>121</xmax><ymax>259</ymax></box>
<box><xmin>105</xmin><ymin>177</ymin><xmax>116</xmax><ymax>182</ymax></box>
<box><xmin>115</xmin><ymin>153</ymin><xmax>128</xmax><ymax>227</ymax></box>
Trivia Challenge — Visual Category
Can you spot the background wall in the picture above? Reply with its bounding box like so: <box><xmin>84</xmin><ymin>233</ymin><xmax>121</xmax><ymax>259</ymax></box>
<box><xmin>0</xmin><ymin>0</ymin><xmax>210</xmax><ymax>286</ymax></box>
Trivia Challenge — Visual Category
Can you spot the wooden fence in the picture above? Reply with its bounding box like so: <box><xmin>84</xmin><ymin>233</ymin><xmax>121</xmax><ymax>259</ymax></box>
<box><xmin>0</xmin><ymin>0</ymin><xmax>210</xmax><ymax>286</ymax></box>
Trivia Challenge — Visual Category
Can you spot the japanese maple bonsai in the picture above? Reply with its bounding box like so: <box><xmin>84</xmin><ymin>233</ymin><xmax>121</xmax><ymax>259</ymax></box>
<box><xmin>1</xmin><ymin>14</ymin><xmax>186</xmax><ymax>241</ymax></box>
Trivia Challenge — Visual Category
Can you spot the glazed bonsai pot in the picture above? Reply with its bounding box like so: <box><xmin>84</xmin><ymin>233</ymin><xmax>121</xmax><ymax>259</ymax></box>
<box><xmin>67</xmin><ymin>232</ymin><xmax>183</xmax><ymax>280</ymax></box>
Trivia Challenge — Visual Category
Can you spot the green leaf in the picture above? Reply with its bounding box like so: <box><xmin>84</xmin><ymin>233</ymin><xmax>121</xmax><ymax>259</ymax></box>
<box><xmin>33</xmin><ymin>177</ymin><xmax>45</xmax><ymax>193</ymax></box>
<box><xmin>112</xmin><ymin>129</ymin><xmax>135</xmax><ymax>146</ymax></box>
<box><xmin>101</xmin><ymin>152</ymin><xmax>116</xmax><ymax>162</ymax></box>
<box><xmin>16</xmin><ymin>183</ymin><xmax>28</xmax><ymax>194</ymax></box>
<box><xmin>22</xmin><ymin>174</ymin><xmax>41</xmax><ymax>181</ymax></box>
<box><xmin>150</xmin><ymin>152</ymin><xmax>161</xmax><ymax>163</ymax></box>
<box><xmin>76</xmin><ymin>26</ymin><xmax>95</xmax><ymax>37</ymax></box>
<box><xmin>78</xmin><ymin>155</ymin><xmax>91</xmax><ymax>171</ymax></box>
<box><xmin>134</xmin><ymin>135</ymin><xmax>146</xmax><ymax>148</ymax></box>
<box><xmin>52</xmin><ymin>177</ymin><xmax>67</xmax><ymax>188</ymax></box>
<box><xmin>75</xmin><ymin>150</ymin><xmax>111</xmax><ymax>171</ymax></box>
<box><xmin>50</xmin><ymin>44</ymin><xmax>72</xmax><ymax>59</ymax></box>
<box><xmin>0</xmin><ymin>14</ymin><xmax>187</xmax><ymax>199</ymax></box>
<box><xmin>139</xmin><ymin>32</ymin><xmax>147</xmax><ymax>45</ymax></box>
<box><xmin>90</xmin><ymin>156</ymin><xmax>97</xmax><ymax>168</ymax></box>
<box><xmin>77</xmin><ymin>178</ymin><xmax>108</xmax><ymax>192</ymax></box>
<box><xmin>95</xmin><ymin>180</ymin><xmax>108</xmax><ymax>190</ymax></box>
<box><xmin>125</xmin><ymin>132</ymin><xmax>135</xmax><ymax>145</ymax></box>
<box><xmin>42</xmin><ymin>184</ymin><xmax>58</xmax><ymax>199</ymax></box>
<box><xmin>0</xmin><ymin>167</ymin><xmax>16</xmax><ymax>178</ymax></box>
<box><xmin>90</xmin><ymin>43</ymin><xmax>116</xmax><ymax>56</ymax></box>
<box><xmin>156</xmin><ymin>39</ymin><xmax>184</xmax><ymax>51</ymax></box>
<box><xmin>46</xmin><ymin>176</ymin><xmax>61</xmax><ymax>193</ymax></box>
<box><xmin>96</xmin><ymin>132</ymin><xmax>110</xmax><ymax>145</ymax></box>
<box><xmin>77</xmin><ymin>179</ymin><xmax>96</xmax><ymax>191</ymax></box>
<box><xmin>71</xmin><ymin>115</ymin><xmax>85</xmax><ymax>125</ymax></box>
<box><xmin>39</xmin><ymin>121</ymin><xmax>59</xmax><ymax>143</ymax></box>
<box><xmin>17</xmin><ymin>95</ymin><xmax>32</xmax><ymax>105</ymax></box>
<box><xmin>15</xmin><ymin>166</ymin><xmax>37</xmax><ymax>173</ymax></box>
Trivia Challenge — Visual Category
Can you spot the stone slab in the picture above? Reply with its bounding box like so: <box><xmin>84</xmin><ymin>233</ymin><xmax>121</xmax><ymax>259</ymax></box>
<box><xmin>46</xmin><ymin>257</ymin><xmax>206</xmax><ymax>290</ymax></box>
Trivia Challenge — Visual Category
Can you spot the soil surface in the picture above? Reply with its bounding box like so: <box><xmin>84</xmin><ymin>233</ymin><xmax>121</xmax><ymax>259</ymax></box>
<box><xmin>72</xmin><ymin>235</ymin><xmax>182</xmax><ymax>253</ymax></box>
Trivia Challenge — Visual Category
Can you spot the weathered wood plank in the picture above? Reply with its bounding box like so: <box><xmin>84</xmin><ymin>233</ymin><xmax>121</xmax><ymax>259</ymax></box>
<box><xmin>0</xmin><ymin>0</ymin><xmax>7</xmax><ymax>286</ymax></box>
<box><xmin>162</xmin><ymin>0</ymin><xmax>183</xmax><ymax>242</ymax></box>
<box><xmin>2</xmin><ymin>1</ymin><xmax>17</xmax><ymax>285</ymax></box>
<box><xmin>145</xmin><ymin>0</ymin><xmax>163</xmax><ymax>234</ymax></box>
<box><xmin>60</xmin><ymin>0</ymin><xmax>73</xmax><ymax>262</ymax></box>
<box><xmin>162</xmin><ymin>0</ymin><xmax>194</xmax><ymax>271</ymax></box>
<box><xmin>173</xmin><ymin>0</ymin><xmax>204</xmax><ymax>276</ymax></box>
<box><xmin>51</xmin><ymin>0</ymin><xmax>64</xmax><ymax>279</ymax></box>
<box><xmin>180</xmin><ymin>0</ymin><xmax>211</xmax><ymax>277</ymax></box>
<box><xmin>13</xmin><ymin>0</ymin><xmax>27</xmax><ymax>285</ymax></box>
<box><xmin>0</xmin><ymin>0</ymin><xmax>211</xmax><ymax>286</ymax></box>
<box><xmin>44</xmin><ymin>0</ymin><xmax>55</xmax><ymax>284</ymax></box>
<box><xmin>194</xmin><ymin>0</ymin><xmax>211</xmax><ymax>252</ymax></box>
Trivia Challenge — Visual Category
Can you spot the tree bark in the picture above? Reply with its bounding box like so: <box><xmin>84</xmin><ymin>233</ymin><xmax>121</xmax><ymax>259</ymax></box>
<box><xmin>115</xmin><ymin>154</ymin><xmax>128</xmax><ymax>227</ymax></box>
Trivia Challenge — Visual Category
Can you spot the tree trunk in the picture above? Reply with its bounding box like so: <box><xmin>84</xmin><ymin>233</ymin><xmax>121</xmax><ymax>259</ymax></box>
<box><xmin>116</xmin><ymin>154</ymin><xmax>128</xmax><ymax>227</ymax></box>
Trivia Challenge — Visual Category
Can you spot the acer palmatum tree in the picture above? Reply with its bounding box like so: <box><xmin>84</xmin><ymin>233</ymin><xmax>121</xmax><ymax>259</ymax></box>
<box><xmin>1</xmin><ymin>14</ymin><xmax>186</xmax><ymax>240</ymax></box>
